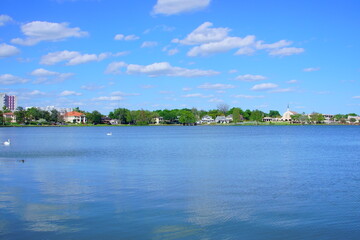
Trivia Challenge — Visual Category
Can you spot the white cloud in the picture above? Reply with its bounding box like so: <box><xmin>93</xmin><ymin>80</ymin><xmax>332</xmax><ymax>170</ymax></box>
<box><xmin>153</xmin><ymin>0</ymin><xmax>210</xmax><ymax>15</ymax></box>
<box><xmin>11</xmin><ymin>21</ymin><xmax>88</xmax><ymax>46</ymax></box>
<box><xmin>352</xmin><ymin>96</ymin><xmax>360</xmax><ymax>99</ymax></box>
<box><xmin>236</xmin><ymin>74</ymin><xmax>267</xmax><ymax>82</ymax></box>
<box><xmin>81</xmin><ymin>84</ymin><xmax>105</xmax><ymax>91</ymax></box>
<box><xmin>172</xmin><ymin>22</ymin><xmax>229</xmax><ymax>45</ymax></box>
<box><xmin>251</xmin><ymin>83</ymin><xmax>278</xmax><ymax>91</ymax></box>
<box><xmin>233</xmin><ymin>94</ymin><xmax>264</xmax><ymax>99</ymax></box>
<box><xmin>256</xmin><ymin>40</ymin><xmax>292</xmax><ymax>49</ymax></box>
<box><xmin>114</xmin><ymin>34</ymin><xmax>139</xmax><ymax>41</ymax></box>
<box><xmin>40</xmin><ymin>50</ymin><xmax>114</xmax><ymax>65</ymax></box>
<box><xmin>106</xmin><ymin>61</ymin><xmax>220</xmax><ymax>77</ymax></box>
<box><xmin>0</xmin><ymin>15</ymin><xmax>12</xmax><ymax>26</ymax></box>
<box><xmin>303</xmin><ymin>67</ymin><xmax>320</xmax><ymax>72</ymax></box>
<box><xmin>228</xmin><ymin>69</ymin><xmax>237</xmax><ymax>74</ymax></box>
<box><xmin>127</xmin><ymin>62</ymin><xmax>219</xmax><ymax>77</ymax></box>
<box><xmin>30</xmin><ymin>68</ymin><xmax>74</xmax><ymax>84</ymax></box>
<box><xmin>287</xmin><ymin>79</ymin><xmax>298</xmax><ymax>84</ymax></box>
<box><xmin>269</xmin><ymin>47</ymin><xmax>304</xmax><ymax>56</ymax></box>
<box><xmin>187</xmin><ymin>35</ymin><xmax>256</xmax><ymax>57</ymax></box>
<box><xmin>182</xmin><ymin>87</ymin><xmax>192</xmax><ymax>91</ymax></box>
<box><xmin>27</xmin><ymin>90</ymin><xmax>46</xmax><ymax>96</ymax></box>
<box><xmin>140</xmin><ymin>85</ymin><xmax>155</xmax><ymax>89</ymax></box>
<box><xmin>182</xmin><ymin>93</ymin><xmax>213</xmax><ymax>98</ymax></box>
<box><xmin>141</xmin><ymin>41</ymin><xmax>158</xmax><ymax>48</ymax></box>
<box><xmin>93</xmin><ymin>96</ymin><xmax>123</xmax><ymax>101</ymax></box>
<box><xmin>269</xmin><ymin>88</ymin><xmax>295</xmax><ymax>93</ymax></box>
<box><xmin>198</xmin><ymin>83</ymin><xmax>235</xmax><ymax>90</ymax></box>
<box><xmin>59</xmin><ymin>90</ymin><xmax>82</xmax><ymax>96</ymax></box>
<box><xmin>0</xmin><ymin>74</ymin><xmax>29</xmax><ymax>85</ymax></box>
<box><xmin>0</xmin><ymin>43</ymin><xmax>20</xmax><ymax>58</ymax></box>
<box><xmin>235</xmin><ymin>47</ymin><xmax>256</xmax><ymax>56</ymax></box>
<box><xmin>167</xmin><ymin>48</ymin><xmax>179</xmax><ymax>55</ymax></box>
<box><xmin>208</xmin><ymin>98</ymin><xmax>223</xmax><ymax>103</ymax></box>
<box><xmin>104</xmin><ymin>61</ymin><xmax>128</xmax><ymax>74</ymax></box>
<box><xmin>111</xmin><ymin>91</ymin><xmax>140</xmax><ymax>96</ymax></box>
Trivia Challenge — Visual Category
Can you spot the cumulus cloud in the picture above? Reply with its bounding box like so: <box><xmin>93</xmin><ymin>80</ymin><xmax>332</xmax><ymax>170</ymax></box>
<box><xmin>269</xmin><ymin>88</ymin><xmax>295</xmax><ymax>93</ymax></box>
<box><xmin>27</xmin><ymin>90</ymin><xmax>46</xmax><ymax>96</ymax></box>
<box><xmin>105</xmin><ymin>61</ymin><xmax>219</xmax><ymax>77</ymax></box>
<box><xmin>287</xmin><ymin>79</ymin><xmax>298</xmax><ymax>84</ymax></box>
<box><xmin>59</xmin><ymin>90</ymin><xmax>82</xmax><ymax>96</ymax></box>
<box><xmin>233</xmin><ymin>94</ymin><xmax>264</xmax><ymax>99</ymax></box>
<box><xmin>153</xmin><ymin>0</ymin><xmax>210</xmax><ymax>15</ymax></box>
<box><xmin>81</xmin><ymin>84</ymin><xmax>105</xmax><ymax>91</ymax></box>
<box><xmin>251</xmin><ymin>83</ymin><xmax>278</xmax><ymax>91</ymax></box>
<box><xmin>173</xmin><ymin>22</ymin><xmax>304</xmax><ymax>57</ymax></box>
<box><xmin>236</xmin><ymin>74</ymin><xmax>267</xmax><ymax>82</ymax></box>
<box><xmin>93</xmin><ymin>96</ymin><xmax>123</xmax><ymax>101</ymax></box>
<box><xmin>104</xmin><ymin>61</ymin><xmax>128</xmax><ymax>74</ymax></box>
<box><xmin>352</xmin><ymin>96</ymin><xmax>360</xmax><ymax>99</ymax></box>
<box><xmin>0</xmin><ymin>43</ymin><xmax>20</xmax><ymax>58</ymax></box>
<box><xmin>0</xmin><ymin>74</ymin><xmax>29</xmax><ymax>85</ymax></box>
<box><xmin>269</xmin><ymin>47</ymin><xmax>304</xmax><ymax>56</ymax></box>
<box><xmin>30</xmin><ymin>68</ymin><xmax>74</xmax><ymax>84</ymax></box>
<box><xmin>198</xmin><ymin>83</ymin><xmax>235</xmax><ymax>90</ymax></box>
<box><xmin>182</xmin><ymin>93</ymin><xmax>213</xmax><ymax>98</ymax></box>
<box><xmin>187</xmin><ymin>35</ymin><xmax>256</xmax><ymax>57</ymax></box>
<box><xmin>208</xmin><ymin>98</ymin><xmax>223</xmax><ymax>103</ymax></box>
<box><xmin>172</xmin><ymin>22</ymin><xmax>229</xmax><ymax>45</ymax></box>
<box><xmin>141</xmin><ymin>41</ymin><xmax>158</xmax><ymax>48</ymax></box>
<box><xmin>167</xmin><ymin>48</ymin><xmax>179</xmax><ymax>55</ymax></box>
<box><xmin>114</xmin><ymin>34</ymin><xmax>139</xmax><ymax>41</ymax></box>
<box><xmin>0</xmin><ymin>15</ymin><xmax>12</xmax><ymax>26</ymax></box>
<box><xmin>303</xmin><ymin>67</ymin><xmax>320</xmax><ymax>72</ymax></box>
<box><xmin>111</xmin><ymin>91</ymin><xmax>140</xmax><ymax>96</ymax></box>
<box><xmin>11</xmin><ymin>21</ymin><xmax>88</xmax><ymax>46</ymax></box>
<box><xmin>40</xmin><ymin>50</ymin><xmax>117</xmax><ymax>65</ymax></box>
<box><xmin>182</xmin><ymin>87</ymin><xmax>192</xmax><ymax>91</ymax></box>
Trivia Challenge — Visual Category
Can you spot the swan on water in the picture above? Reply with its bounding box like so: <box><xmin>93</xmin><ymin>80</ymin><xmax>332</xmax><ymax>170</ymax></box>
<box><xmin>3</xmin><ymin>139</ymin><xmax>10</xmax><ymax>146</ymax></box>
<box><xmin>106</xmin><ymin>132</ymin><xmax>112</xmax><ymax>136</ymax></box>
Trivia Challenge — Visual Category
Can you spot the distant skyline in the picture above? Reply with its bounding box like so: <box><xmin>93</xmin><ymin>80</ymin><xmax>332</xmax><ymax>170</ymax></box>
<box><xmin>0</xmin><ymin>0</ymin><xmax>359</xmax><ymax>114</ymax></box>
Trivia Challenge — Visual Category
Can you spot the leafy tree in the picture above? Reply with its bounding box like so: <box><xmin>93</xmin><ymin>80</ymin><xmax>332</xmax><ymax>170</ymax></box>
<box><xmin>14</xmin><ymin>107</ymin><xmax>26</xmax><ymax>124</ymax></box>
<box><xmin>310</xmin><ymin>112</ymin><xmax>325</xmax><ymax>124</ymax></box>
<box><xmin>0</xmin><ymin>110</ymin><xmax>4</xmax><ymax>126</ymax></box>
<box><xmin>109</xmin><ymin>108</ymin><xmax>130</xmax><ymax>124</ymax></box>
<box><xmin>179</xmin><ymin>110</ymin><xmax>196</xmax><ymax>125</ymax></box>
<box><xmin>87</xmin><ymin>110</ymin><xmax>102</xmax><ymax>124</ymax></box>
<box><xmin>348</xmin><ymin>113</ymin><xmax>357</xmax><ymax>116</ymax></box>
<box><xmin>250</xmin><ymin>110</ymin><xmax>264</xmax><ymax>124</ymax></box>
<box><xmin>243</xmin><ymin>109</ymin><xmax>252</xmax><ymax>121</ymax></box>
<box><xmin>207</xmin><ymin>109</ymin><xmax>222</xmax><ymax>119</ymax></box>
<box><xmin>269</xmin><ymin>110</ymin><xmax>281</xmax><ymax>118</ymax></box>
<box><xmin>232</xmin><ymin>108</ymin><xmax>241</xmax><ymax>123</ymax></box>
<box><xmin>349</xmin><ymin>117</ymin><xmax>357</xmax><ymax>123</ymax></box>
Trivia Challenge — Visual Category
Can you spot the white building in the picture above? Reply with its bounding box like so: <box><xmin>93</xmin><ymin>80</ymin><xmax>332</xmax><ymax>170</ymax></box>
<box><xmin>200</xmin><ymin>115</ymin><xmax>215</xmax><ymax>124</ymax></box>
<box><xmin>281</xmin><ymin>106</ymin><xmax>298</xmax><ymax>121</ymax></box>
<box><xmin>63</xmin><ymin>111</ymin><xmax>87</xmax><ymax>124</ymax></box>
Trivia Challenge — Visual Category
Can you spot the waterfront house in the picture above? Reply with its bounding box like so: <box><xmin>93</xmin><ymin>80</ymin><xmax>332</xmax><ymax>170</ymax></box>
<box><xmin>3</xmin><ymin>112</ymin><xmax>16</xmax><ymax>123</ymax></box>
<box><xmin>64</xmin><ymin>111</ymin><xmax>87</xmax><ymax>124</ymax></box>
<box><xmin>153</xmin><ymin>116</ymin><xmax>164</xmax><ymax>125</ymax></box>
<box><xmin>215</xmin><ymin>115</ymin><xmax>232</xmax><ymax>124</ymax></box>
<box><xmin>347</xmin><ymin>115</ymin><xmax>360</xmax><ymax>123</ymax></box>
<box><xmin>200</xmin><ymin>115</ymin><xmax>215</xmax><ymax>124</ymax></box>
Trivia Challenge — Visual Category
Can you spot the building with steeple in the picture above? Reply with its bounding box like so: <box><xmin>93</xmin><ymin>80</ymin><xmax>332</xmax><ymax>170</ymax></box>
<box><xmin>281</xmin><ymin>105</ymin><xmax>298</xmax><ymax>121</ymax></box>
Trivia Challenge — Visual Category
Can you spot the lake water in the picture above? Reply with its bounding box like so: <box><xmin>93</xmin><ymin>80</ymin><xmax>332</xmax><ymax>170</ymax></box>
<box><xmin>0</xmin><ymin>126</ymin><xmax>359</xmax><ymax>240</ymax></box>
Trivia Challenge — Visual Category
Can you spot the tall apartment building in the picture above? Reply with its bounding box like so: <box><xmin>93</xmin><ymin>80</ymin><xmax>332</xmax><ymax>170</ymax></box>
<box><xmin>0</xmin><ymin>93</ymin><xmax>18</xmax><ymax>111</ymax></box>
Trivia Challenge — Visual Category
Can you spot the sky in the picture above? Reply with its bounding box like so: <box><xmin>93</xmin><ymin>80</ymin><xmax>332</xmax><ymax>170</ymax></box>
<box><xmin>0</xmin><ymin>0</ymin><xmax>359</xmax><ymax>114</ymax></box>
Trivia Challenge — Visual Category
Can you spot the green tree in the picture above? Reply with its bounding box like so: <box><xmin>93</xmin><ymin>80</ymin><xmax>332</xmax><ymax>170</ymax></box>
<box><xmin>269</xmin><ymin>110</ymin><xmax>281</xmax><ymax>118</ymax></box>
<box><xmin>243</xmin><ymin>109</ymin><xmax>252</xmax><ymax>121</ymax></box>
<box><xmin>250</xmin><ymin>110</ymin><xmax>264</xmax><ymax>124</ymax></box>
<box><xmin>87</xmin><ymin>110</ymin><xmax>102</xmax><ymax>124</ymax></box>
<box><xmin>109</xmin><ymin>108</ymin><xmax>130</xmax><ymax>124</ymax></box>
<box><xmin>14</xmin><ymin>107</ymin><xmax>26</xmax><ymax>124</ymax></box>
<box><xmin>0</xmin><ymin>110</ymin><xmax>4</xmax><ymax>126</ymax></box>
<box><xmin>310</xmin><ymin>112</ymin><xmax>325</xmax><ymax>124</ymax></box>
<box><xmin>179</xmin><ymin>110</ymin><xmax>196</xmax><ymax>125</ymax></box>
<box><xmin>232</xmin><ymin>108</ymin><xmax>241</xmax><ymax>123</ymax></box>
<box><xmin>349</xmin><ymin>117</ymin><xmax>357</xmax><ymax>123</ymax></box>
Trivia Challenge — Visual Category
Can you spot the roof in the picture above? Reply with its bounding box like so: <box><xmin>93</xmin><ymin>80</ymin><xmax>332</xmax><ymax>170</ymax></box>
<box><xmin>3</xmin><ymin>112</ymin><xmax>14</xmax><ymax>116</ymax></box>
<box><xmin>64</xmin><ymin>111</ymin><xmax>85</xmax><ymax>117</ymax></box>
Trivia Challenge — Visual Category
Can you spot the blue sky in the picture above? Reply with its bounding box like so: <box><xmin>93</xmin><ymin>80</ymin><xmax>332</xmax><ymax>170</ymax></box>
<box><xmin>0</xmin><ymin>0</ymin><xmax>359</xmax><ymax>114</ymax></box>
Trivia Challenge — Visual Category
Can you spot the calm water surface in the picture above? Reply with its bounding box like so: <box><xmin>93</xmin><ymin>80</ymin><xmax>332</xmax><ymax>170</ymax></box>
<box><xmin>0</xmin><ymin>126</ymin><xmax>359</xmax><ymax>240</ymax></box>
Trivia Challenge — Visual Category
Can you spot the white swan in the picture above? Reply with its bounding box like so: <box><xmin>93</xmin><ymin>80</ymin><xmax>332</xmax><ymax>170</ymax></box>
<box><xmin>106</xmin><ymin>132</ymin><xmax>112</xmax><ymax>136</ymax></box>
<box><xmin>3</xmin><ymin>139</ymin><xmax>10</xmax><ymax>146</ymax></box>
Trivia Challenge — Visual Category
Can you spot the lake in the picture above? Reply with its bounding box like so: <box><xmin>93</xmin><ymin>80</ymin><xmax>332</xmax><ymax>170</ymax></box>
<box><xmin>0</xmin><ymin>126</ymin><xmax>359</xmax><ymax>240</ymax></box>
